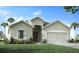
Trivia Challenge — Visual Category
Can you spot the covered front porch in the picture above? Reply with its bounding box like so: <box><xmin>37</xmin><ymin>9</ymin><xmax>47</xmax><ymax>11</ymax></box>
<box><xmin>33</xmin><ymin>25</ymin><xmax>42</xmax><ymax>42</ymax></box>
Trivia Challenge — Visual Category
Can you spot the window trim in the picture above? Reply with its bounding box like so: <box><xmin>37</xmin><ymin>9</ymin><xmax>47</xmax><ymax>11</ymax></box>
<box><xmin>18</xmin><ymin>30</ymin><xmax>25</xmax><ymax>39</ymax></box>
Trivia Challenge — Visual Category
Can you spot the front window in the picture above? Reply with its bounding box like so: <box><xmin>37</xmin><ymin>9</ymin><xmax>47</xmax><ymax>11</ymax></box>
<box><xmin>18</xmin><ymin>30</ymin><xmax>24</xmax><ymax>39</ymax></box>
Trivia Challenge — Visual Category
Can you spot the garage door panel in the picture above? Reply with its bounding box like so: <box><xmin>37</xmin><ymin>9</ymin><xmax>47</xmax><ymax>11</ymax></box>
<box><xmin>47</xmin><ymin>32</ymin><xmax>67</xmax><ymax>43</ymax></box>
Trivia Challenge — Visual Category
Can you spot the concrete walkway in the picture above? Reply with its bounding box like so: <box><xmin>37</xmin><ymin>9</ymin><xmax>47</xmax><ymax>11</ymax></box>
<box><xmin>52</xmin><ymin>43</ymin><xmax>79</xmax><ymax>49</ymax></box>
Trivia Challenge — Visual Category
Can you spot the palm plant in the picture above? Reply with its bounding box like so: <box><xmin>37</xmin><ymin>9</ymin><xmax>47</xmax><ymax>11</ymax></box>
<box><xmin>71</xmin><ymin>22</ymin><xmax>79</xmax><ymax>30</ymax></box>
<box><xmin>1</xmin><ymin>22</ymin><xmax>8</xmax><ymax>34</ymax></box>
<box><xmin>71</xmin><ymin>22</ymin><xmax>79</xmax><ymax>40</ymax></box>
<box><xmin>7</xmin><ymin>18</ymin><xmax>15</xmax><ymax>23</ymax></box>
<box><xmin>0</xmin><ymin>31</ymin><xmax>3</xmax><ymax>38</ymax></box>
<box><xmin>1</xmin><ymin>22</ymin><xmax>8</xmax><ymax>28</ymax></box>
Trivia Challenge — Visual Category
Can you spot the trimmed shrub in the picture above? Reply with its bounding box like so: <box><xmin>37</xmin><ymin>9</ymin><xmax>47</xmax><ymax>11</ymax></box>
<box><xmin>26</xmin><ymin>40</ymin><xmax>30</xmax><ymax>44</ymax></box>
<box><xmin>30</xmin><ymin>37</ymin><xmax>34</xmax><ymax>42</ymax></box>
<box><xmin>9</xmin><ymin>37</ymin><xmax>35</xmax><ymax>44</ymax></box>
<box><xmin>10</xmin><ymin>37</ymin><xmax>15</xmax><ymax>44</ymax></box>
<box><xmin>20</xmin><ymin>40</ymin><xmax>26</xmax><ymax>44</ymax></box>
<box><xmin>26</xmin><ymin>38</ymin><xmax>35</xmax><ymax>44</ymax></box>
<box><xmin>75</xmin><ymin>40</ymin><xmax>79</xmax><ymax>43</ymax></box>
<box><xmin>3</xmin><ymin>38</ymin><xmax>9</xmax><ymax>44</ymax></box>
<box><xmin>14</xmin><ymin>40</ymin><xmax>20</xmax><ymax>44</ymax></box>
<box><xmin>0</xmin><ymin>40</ymin><xmax>3</xmax><ymax>42</ymax></box>
<box><xmin>1</xmin><ymin>35</ymin><xmax>9</xmax><ymax>44</ymax></box>
<box><xmin>13</xmin><ymin>39</ymin><xmax>25</xmax><ymax>44</ymax></box>
<box><xmin>42</xmin><ymin>39</ymin><xmax>47</xmax><ymax>43</ymax></box>
<box><xmin>68</xmin><ymin>39</ymin><xmax>75</xmax><ymax>43</ymax></box>
<box><xmin>75</xmin><ymin>37</ymin><xmax>79</xmax><ymax>43</ymax></box>
<box><xmin>14</xmin><ymin>39</ymin><xmax>34</xmax><ymax>44</ymax></box>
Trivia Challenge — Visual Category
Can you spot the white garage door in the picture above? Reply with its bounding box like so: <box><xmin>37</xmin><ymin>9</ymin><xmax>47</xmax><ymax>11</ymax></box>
<box><xmin>47</xmin><ymin>32</ymin><xmax>67</xmax><ymax>43</ymax></box>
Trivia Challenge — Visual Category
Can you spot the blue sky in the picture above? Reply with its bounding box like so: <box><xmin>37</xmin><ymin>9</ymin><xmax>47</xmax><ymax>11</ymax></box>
<box><xmin>0</xmin><ymin>6</ymin><xmax>79</xmax><ymax>34</ymax></box>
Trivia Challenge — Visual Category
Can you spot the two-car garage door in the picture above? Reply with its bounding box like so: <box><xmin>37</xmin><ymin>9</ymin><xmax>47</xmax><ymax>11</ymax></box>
<box><xmin>47</xmin><ymin>32</ymin><xmax>67</xmax><ymax>43</ymax></box>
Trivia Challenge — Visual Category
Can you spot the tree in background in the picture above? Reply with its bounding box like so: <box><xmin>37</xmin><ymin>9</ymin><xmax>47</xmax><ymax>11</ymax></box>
<box><xmin>71</xmin><ymin>22</ymin><xmax>79</xmax><ymax>40</ymax></box>
<box><xmin>0</xmin><ymin>22</ymin><xmax>8</xmax><ymax>36</ymax></box>
<box><xmin>0</xmin><ymin>31</ymin><xmax>3</xmax><ymax>38</ymax></box>
<box><xmin>7</xmin><ymin>18</ymin><xmax>15</xmax><ymax>23</ymax></box>
<box><xmin>71</xmin><ymin>22</ymin><xmax>79</xmax><ymax>30</ymax></box>
<box><xmin>64</xmin><ymin>6</ymin><xmax>79</xmax><ymax>40</ymax></box>
<box><xmin>1</xmin><ymin>22</ymin><xmax>8</xmax><ymax>29</ymax></box>
<box><xmin>64</xmin><ymin>6</ymin><xmax>79</xmax><ymax>14</ymax></box>
<box><xmin>0</xmin><ymin>18</ymin><xmax>15</xmax><ymax>34</ymax></box>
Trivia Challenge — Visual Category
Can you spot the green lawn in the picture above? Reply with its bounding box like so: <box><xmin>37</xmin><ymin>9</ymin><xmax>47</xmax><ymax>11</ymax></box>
<box><xmin>0</xmin><ymin>44</ymin><xmax>79</xmax><ymax>53</ymax></box>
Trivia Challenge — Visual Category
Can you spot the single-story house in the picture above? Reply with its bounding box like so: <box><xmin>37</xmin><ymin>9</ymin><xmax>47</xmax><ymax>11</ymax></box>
<box><xmin>6</xmin><ymin>17</ymin><xmax>71</xmax><ymax>43</ymax></box>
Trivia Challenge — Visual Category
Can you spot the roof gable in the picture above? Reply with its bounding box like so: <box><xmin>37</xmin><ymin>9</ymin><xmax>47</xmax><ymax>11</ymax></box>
<box><xmin>31</xmin><ymin>17</ymin><xmax>44</xmax><ymax>22</ymax></box>
<box><xmin>42</xmin><ymin>20</ymin><xmax>70</xmax><ymax>30</ymax></box>
<box><xmin>9</xmin><ymin>20</ymin><xmax>33</xmax><ymax>28</ymax></box>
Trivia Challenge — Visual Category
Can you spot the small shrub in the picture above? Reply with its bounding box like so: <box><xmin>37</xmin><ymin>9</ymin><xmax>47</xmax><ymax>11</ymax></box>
<box><xmin>14</xmin><ymin>39</ymin><xmax>20</xmax><ymax>44</ymax></box>
<box><xmin>42</xmin><ymin>39</ymin><xmax>47</xmax><ymax>43</ymax></box>
<box><xmin>2</xmin><ymin>35</ymin><xmax>9</xmax><ymax>44</ymax></box>
<box><xmin>3</xmin><ymin>38</ymin><xmax>9</xmax><ymax>44</ymax></box>
<box><xmin>26</xmin><ymin>38</ymin><xmax>35</xmax><ymax>44</ymax></box>
<box><xmin>68</xmin><ymin>39</ymin><xmax>75</xmax><ymax>43</ymax></box>
<box><xmin>9</xmin><ymin>37</ymin><xmax>35</xmax><ymax>44</ymax></box>
<box><xmin>30</xmin><ymin>37</ymin><xmax>34</xmax><ymax>42</ymax></box>
<box><xmin>10</xmin><ymin>37</ymin><xmax>15</xmax><ymax>44</ymax></box>
<box><xmin>15</xmin><ymin>39</ymin><xmax>31</xmax><ymax>44</ymax></box>
<box><xmin>0</xmin><ymin>40</ymin><xmax>3</xmax><ymax>42</ymax></box>
<box><xmin>14</xmin><ymin>40</ymin><xmax>24</xmax><ymax>44</ymax></box>
<box><xmin>26</xmin><ymin>40</ymin><xmax>30</xmax><ymax>44</ymax></box>
<box><xmin>75</xmin><ymin>40</ymin><xmax>79</xmax><ymax>43</ymax></box>
<box><xmin>75</xmin><ymin>37</ymin><xmax>79</xmax><ymax>43</ymax></box>
<box><xmin>29</xmin><ymin>37</ymin><xmax>34</xmax><ymax>44</ymax></box>
<box><xmin>20</xmin><ymin>40</ymin><xmax>26</xmax><ymax>44</ymax></box>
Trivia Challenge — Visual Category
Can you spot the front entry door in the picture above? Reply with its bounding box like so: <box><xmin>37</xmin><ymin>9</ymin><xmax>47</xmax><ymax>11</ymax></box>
<box><xmin>33</xmin><ymin>31</ymin><xmax>38</xmax><ymax>42</ymax></box>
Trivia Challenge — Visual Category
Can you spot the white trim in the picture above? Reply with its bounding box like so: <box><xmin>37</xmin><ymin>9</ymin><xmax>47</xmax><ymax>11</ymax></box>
<box><xmin>47</xmin><ymin>30</ymin><xmax>67</xmax><ymax>33</ymax></box>
<box><xmin>18</xmin><ymin>30</ymin><xmax>25</xmax><ymax>40</ymax></box>
<box><xmin>70</xmin><ymin>27</ymin><xmax>75</xmax><ymax>40</ymax></box>
<box><xmin>67</xmin><ymin>32</ymin><xmax>69</xmax><ymax>40</ymax></box>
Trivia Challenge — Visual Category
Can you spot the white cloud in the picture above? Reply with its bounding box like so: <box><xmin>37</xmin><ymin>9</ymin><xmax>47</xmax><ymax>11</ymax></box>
<box><xmin>67</xmin><ymin>24</ymin><xmax>70</xmax><ymax>27</ymax></box>
<box><xmin>6</xmin><ymin>16</ymin><xmax>24</xmax><ymax>21</ymax></box>
<box><xmin>33</xmin><ymin>10</ymin><xmax>42</xmax><ymax>15</ymax></box>
<box><xmin>16</xmin><ymin>17</ymin><xmax>29</xmax><ymax>21</ymax></box>
<box><xmin>0</xmin><ymin>10</ymin><xmax>9</xmax><ymax>16</ymax></box>
<box><xmin>5</xmin><ymin>16</ymin><xmax>16</xmax><ymax>21</ymax></box>
<box><xmin>64</xmin><ymin>23</ymin><xmax>70</xmax><ymax>27</ymax></box>
<box><xmin>17</xmin><ymin>17</ymin><xmax>24</xmax><ymax>21</ymax></box>
<box><xmin>13</xmin><ymin>16</ymin><xmax>18</xmax><ymax>20</ymax></box>
<box><xmin>5</xmin><ymin>16</ymin><xmax>10</xmax><ymax>20</ymax></box>
<box><xmin>5</xmin><ymin>16</ymin><xmax>29</xmax><ymax>22</ymax></box>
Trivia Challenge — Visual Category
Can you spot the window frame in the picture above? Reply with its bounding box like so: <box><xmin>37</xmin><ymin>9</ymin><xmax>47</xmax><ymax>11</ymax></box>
<box><xmin>18</xmin><ymin>30</ymin><xmax>25</xmax><ymax>39</ymax></box>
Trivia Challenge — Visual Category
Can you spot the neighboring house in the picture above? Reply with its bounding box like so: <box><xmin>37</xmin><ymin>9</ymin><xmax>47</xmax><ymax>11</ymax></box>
<box><xmin>6</xmin><ymin>17</ymin><xmax>70</xmax><ymax>43</ymax></box>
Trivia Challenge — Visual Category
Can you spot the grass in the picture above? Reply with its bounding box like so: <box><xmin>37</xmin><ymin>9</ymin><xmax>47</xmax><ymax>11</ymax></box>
<box><xmin>0</xmin><ymin>44</ymin><xmax>79</xmax><ymax>53</ymax></box>
<box><xmin>0</xmin><ymin>42</ymin><xmax>4</xmax><ymax>45</ymax></box>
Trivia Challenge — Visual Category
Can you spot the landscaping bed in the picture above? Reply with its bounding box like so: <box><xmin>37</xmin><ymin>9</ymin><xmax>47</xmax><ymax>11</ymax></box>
<box><xmin>0</xmin><ymin>44</ymin><xmax>79</xmax><ymax>53</ymax></box>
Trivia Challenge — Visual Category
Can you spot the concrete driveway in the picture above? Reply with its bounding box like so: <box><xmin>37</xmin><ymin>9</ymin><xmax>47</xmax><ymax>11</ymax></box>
<box><xmin>52</xmin><ymin>43</ymin><xmax>79</xmax><ymax>49</ymax></box>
